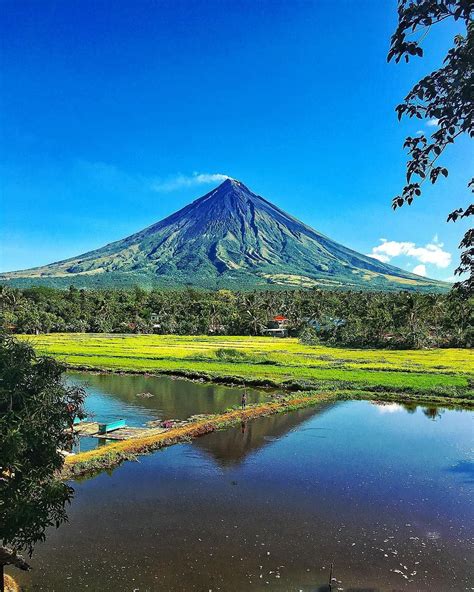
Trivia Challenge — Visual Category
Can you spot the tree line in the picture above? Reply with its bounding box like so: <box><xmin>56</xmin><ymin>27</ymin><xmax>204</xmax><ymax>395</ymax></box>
<box><xmin>0</xmin><ymin>285</ymin><xmax>472</xmax><ymax>349</ymax></box>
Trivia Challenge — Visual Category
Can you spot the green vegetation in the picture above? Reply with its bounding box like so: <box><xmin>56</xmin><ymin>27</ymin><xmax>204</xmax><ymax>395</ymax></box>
<box><xmin>2</xmin><ymin>286</ymin><xmax>472</xmax><ymax>348</ymax></box>
<box><xmin>20</xmin><ymin>334</ymin><xmax>474</xmax><ymax>406</ymax></box>
<box><xmin>0</xmin><ymin>336</ymin><xmax>85</xmax><ymax>585</ymax></box>
<box><xmin>388</xmin><ymin>0</ymin><xmax>473</xmax><ymax>293</ymax></box>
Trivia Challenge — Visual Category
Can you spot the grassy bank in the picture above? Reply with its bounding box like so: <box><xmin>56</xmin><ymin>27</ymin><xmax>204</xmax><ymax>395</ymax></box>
<box><xmin>63</xmin><ymin>392</ymin><xmax>339</xmax><ymax>478</ymax></box>
<box><xmin>20</xmin><ymin>334</ymin><xmax>473</xmax><ymax>403</ymax></box>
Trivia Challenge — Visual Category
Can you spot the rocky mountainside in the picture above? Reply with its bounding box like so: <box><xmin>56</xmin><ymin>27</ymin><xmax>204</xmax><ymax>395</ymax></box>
<box><xmin>1</xmin><ymin>179</ymin><xmax>448</xmax><ymax>291</ymax></box>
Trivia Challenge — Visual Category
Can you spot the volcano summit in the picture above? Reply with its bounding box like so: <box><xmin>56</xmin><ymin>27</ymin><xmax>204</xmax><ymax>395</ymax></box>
<box><xmin>1</xmin><ymin>179</ymin><xmax>447</xmax><ymax>291</ymax></box>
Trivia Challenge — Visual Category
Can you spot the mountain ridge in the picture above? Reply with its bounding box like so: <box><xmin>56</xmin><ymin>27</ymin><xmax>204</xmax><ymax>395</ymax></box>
<box><xmin>1</xmin><ymin>179</ymin><xmax>449</xmax><ymax>292</ymax></box>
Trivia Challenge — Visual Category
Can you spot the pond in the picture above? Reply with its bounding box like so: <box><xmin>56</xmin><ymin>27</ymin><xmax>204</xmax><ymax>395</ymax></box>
<box><xmin>67</xmin><ymin>370</ymin><xmax>270</xmax><ymax>451</ymax></box>
<box><xmin>9</xmin><ymin>383</ymin><xmax>473</xmax><ymax>591</ymax></box>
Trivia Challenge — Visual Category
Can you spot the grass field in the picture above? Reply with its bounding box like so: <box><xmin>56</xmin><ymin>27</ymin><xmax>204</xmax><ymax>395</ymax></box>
<box><xmin>20</xmin><ymin>334</ymin><xmax>473</xmax><ymax>404</ymax></box>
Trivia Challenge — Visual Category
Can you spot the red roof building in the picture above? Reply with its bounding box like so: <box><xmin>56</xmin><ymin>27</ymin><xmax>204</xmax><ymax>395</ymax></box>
<box><xmin>262</xmin><ymin>314</ymin><xmax>289</xmax><ymax>337</ymax></box>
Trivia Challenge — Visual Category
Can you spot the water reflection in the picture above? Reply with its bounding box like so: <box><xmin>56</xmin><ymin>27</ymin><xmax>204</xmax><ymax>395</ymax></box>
<box><xmin>68</xmin><ymin>371</ymin><xmax>272</xmax><ymax>453</ymax></box>
<box><xmin>371</xmin><ymin>400</ymin><xmax>448</xmax><ymax>421</ymax></box>
<box><xmin>195</xmin><ymin>403</ymin><xmax>335</xmax><ymax>466</ymax></box>
<box><xmin>9</xmin><ymin>401</ymin><xmax>473</xmax><ymax>591</ymax></box>
<box><xmin>70</xmin><ymin>372</ymin><xmax>462</xmax><ymax>463</ymax></box>
<box><xmin>422</xmin><ymin>406</ymin><xmax>444</xmax><ymax>421</ymax></box>
<box><xmin>68</xmin><ymin>370</ymin><xmax>269</xmax><ymax>423</ymax></box>
<box><xmin>69</xmin><ymin>371</ymin><xmax>338</xmax><ymax>463</ymax></box>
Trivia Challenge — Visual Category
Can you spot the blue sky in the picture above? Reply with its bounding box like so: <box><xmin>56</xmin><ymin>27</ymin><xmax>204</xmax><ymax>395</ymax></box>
<box><xmin>1</xmin><ymin>0</ymin><xmax>471</xmax><ymax>280</ymax></box>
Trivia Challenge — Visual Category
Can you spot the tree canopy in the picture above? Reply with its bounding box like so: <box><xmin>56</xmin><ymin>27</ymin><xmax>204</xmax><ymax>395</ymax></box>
<box><xmin>388</xmin><ymin>0</ymin><xmax>473</xmax><ymax>293</ymax></box>
<box><xmin>0</xmin><ymin>285</ymin><xmax>472</xmax><ymax>349</ymax></box>
<box><xmin>0</xmin><ymin>335</ymin><xmax>85</xmax><ymax>585</ymax></box>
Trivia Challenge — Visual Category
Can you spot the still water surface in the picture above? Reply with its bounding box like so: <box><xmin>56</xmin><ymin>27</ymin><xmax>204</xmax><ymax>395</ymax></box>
<box><xmin>12</xmin><ymin>374</ymin><xmax>473</xmax><ymax>591</ymax></box>
<box><xmin>67</xmin><ymin>371</ymin><xmax>269</xmax><ymax>451</ymax></box>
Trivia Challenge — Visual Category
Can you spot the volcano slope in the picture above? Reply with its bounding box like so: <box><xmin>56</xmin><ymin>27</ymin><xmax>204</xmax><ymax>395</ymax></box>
<box><xmin>1</xmin><ymin>179</ymin><xmax>449</xmax><ymax>291</ymax></box>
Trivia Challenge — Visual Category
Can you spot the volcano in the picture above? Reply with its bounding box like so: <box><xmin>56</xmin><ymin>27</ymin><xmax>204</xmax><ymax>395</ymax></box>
<box><xmin>1</xmin><ymin>179</ymin><xmax>448</xmax><ymax>291</ymax></box>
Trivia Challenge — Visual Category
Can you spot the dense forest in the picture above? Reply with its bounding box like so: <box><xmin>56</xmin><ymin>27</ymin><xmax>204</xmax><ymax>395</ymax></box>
<box><xmin>1</xmin><ymin>285</ymin><xmax>472</xmax><ymax>349</ymax></box>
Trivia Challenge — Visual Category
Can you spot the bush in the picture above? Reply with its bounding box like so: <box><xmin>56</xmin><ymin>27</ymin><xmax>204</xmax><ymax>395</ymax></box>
<box><xmin>299</xmin><ymin>326</ymin><xmax>319</xmax><ymax>346</ymax></box>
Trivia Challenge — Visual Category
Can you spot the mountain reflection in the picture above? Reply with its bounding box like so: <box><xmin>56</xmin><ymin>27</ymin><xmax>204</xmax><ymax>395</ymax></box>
<box><xmin>193</xmin><ymin>402</ymin><xmax>335</xmax><ymax>466</ymax></box>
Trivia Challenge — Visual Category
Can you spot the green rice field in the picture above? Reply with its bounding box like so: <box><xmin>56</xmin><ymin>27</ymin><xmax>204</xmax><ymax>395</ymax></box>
<box><xmin>19</xmin><ymin>334</ymin><xmax>473</xmax><ymax>405</ymax></box>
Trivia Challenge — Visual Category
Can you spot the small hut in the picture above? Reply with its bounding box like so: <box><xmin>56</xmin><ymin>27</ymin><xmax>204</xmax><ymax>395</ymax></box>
<box><xmin>262</xmin><ymin>315</ymin><xmax>289</xmax><ymax>338</ymax></box>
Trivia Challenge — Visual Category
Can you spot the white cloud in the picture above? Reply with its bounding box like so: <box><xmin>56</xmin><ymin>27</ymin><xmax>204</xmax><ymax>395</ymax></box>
<box><xmin>74</xmin><ymin>161</ymin><xmax>232</xmax><ymax>194</ymax></box>
<box><xmin>367</xmin><ymin>252</ymin><xmax>390</xmax><ymax>263</ymax></box>
<box><xmin>413</xmin><ymin>264</ymin><xmax>427</xmax><ymax>276</ymax></box>
<box><xmin>427</xmin><ymin>118</ymin><xmax>439</xmax><ymax>127</ymax></box>
<box><xmin>150</xmin><ymin>172</ymin><xmax>231</xmax><ymax>192</ymax></box>
<box><xmin>367</xmin><ymin>238</ymin><xmax>452</xmax><ymax>270</ymax></box>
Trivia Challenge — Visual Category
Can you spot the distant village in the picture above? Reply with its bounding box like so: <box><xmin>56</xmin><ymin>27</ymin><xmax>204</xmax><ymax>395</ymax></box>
<box><xmin>149</xmin><ymin>313</ymin><xmax>344</xmax><ymax>338</ymax></box>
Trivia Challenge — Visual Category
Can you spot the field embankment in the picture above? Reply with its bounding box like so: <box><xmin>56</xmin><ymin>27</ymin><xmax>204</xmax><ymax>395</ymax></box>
<box><xmin>63</xmin><ymin>392</ymin><xmax>340</xmax><ymax>478</ymax></box>
<box><xmin>19</xmin><ymin>334</ymin><xmax>473</xmax><ymax>405</ymax></box>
